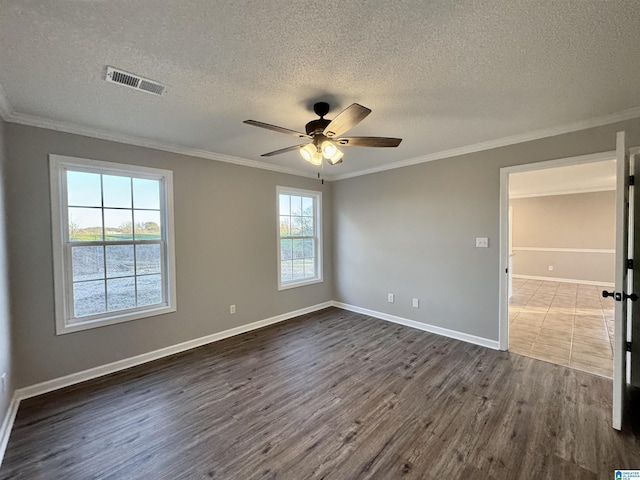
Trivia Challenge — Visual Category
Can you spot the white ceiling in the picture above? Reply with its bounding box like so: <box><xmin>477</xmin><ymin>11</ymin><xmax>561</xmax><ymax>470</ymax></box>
<box><xmin>509</xmin><ymin>159</ymin><xmax>616</xmax><ymax>198</ymax></box>
<box><xmin>1</xmin><ymin>1</ymin><xmax>640</xmax><ymax>179</ymax></box>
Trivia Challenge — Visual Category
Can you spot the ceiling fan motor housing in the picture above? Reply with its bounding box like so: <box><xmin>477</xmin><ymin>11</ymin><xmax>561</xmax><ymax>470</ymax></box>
<box><xmin>305</xmin><ymin>118</ymin><xmax>331</xmax><ymax>136</ymax></box>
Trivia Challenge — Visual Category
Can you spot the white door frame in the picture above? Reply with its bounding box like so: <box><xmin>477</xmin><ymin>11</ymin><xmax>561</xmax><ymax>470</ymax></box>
<box><xmin>498</xmin><ymin>150</ymin><xmax>617</xmax><ymax>350</ymax></box>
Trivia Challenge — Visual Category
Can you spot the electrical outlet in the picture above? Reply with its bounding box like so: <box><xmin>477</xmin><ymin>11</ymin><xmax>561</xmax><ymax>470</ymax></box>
<box><xmin>230</xmin><ymin>305</ymin><xmax>236</xmax><ymax>314</ymax></box>
<box><xmin>548</xmin><ymin>265</ymin><xmax>554</xmax><ymax>271</ymax></box>
<box><xmin>1</xmin><ymin>373</ymin><xmax>6</xmax><ymax>393</ymax></box>
<box><xmin>388</xmin><ymin>293</ymin><xmax>394</xmax><ymax>303</ymax></box>
<box><xmin>412</xmin><ymin>298</ymin><xmax>419</xmax><ymax>308</ymax></box>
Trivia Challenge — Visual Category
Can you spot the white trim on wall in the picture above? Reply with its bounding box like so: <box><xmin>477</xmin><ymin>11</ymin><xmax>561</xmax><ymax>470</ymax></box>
<box><xmin>329</xmin><ymin>108</ymin><xmax>640</xmax><ymax>181</ymax></box>
<box><xmin>2</xmin><ymin>110</ymin><xmax>316</xmax><ymax>180</ymax></box>
<box><xmin>0</xmin><ymin>392</ymin><xmax>19</xmax><ymax>468</ymax></box>
<box><xmin>509</xmin><ymin>186</ymin><xmax>615</xmax><ymax>199</ymax></box>
<box><xmin>512</xmin><ymin>274</ymin><xmax>614</xmax><ymax>287</ymax></box>
<box><xmin>0</xmin><ymin>299</ymin><xmax>504</xmax><ymax>468</ymax></box>
<box><xmin>2</xmin><ymin>80</ymin><xmax>640</xmax><ymax>182</ymax></box>
<box><xmin>0</xmin><ymin>84</ymin><xmax>12</xmax><ymax>122</ymax></box>
<box><xmin>0</xmin><ymin>300</ymin><xmax>327</xmax><ymax>467</ymax></box>
<box><xmin>15</xmin><ymin>301</ymin><xmax>332</xmax><ymax>401</ymax></box>
<box><xmin>512</xmin><ymin>247</ymin><xmax>615</xmax><ymax>254</ymax></box>
<box><xmin>333</xmin><ymin>301</ymin><xmax>500</xmax><ymax>350</ymax></box>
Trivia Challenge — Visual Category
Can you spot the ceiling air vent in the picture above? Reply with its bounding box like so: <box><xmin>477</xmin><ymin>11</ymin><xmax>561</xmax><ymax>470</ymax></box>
<box><xmin>105</xmin><ymin>67</ymin><xmax>166</xmax><ymax>96</ymax></box>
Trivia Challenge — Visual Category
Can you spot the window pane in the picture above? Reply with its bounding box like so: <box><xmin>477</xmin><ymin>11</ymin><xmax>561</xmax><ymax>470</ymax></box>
<box><xmin>104</xmin><ymin>209</ymin><xmax>133</xmax><ymax>241</ymax></box>
<box><xmin>292</xmin><ymin>239</ymin><xmax>304</xmax><ymax>259</ymax></box>
<box><xmin>302</xmin><ymin>196</ymin><xmax>313</xmax><ymax>216</ymax></box>
<box><xmin>137</xmin><ymin>274</ymin><xmax>162</xmax><ymax>307</ymax></box>
<box><xmin>302</xmin><ymin>217</ymin><xmax>314</xmax><ymax>236</ymax></box>
<box><xmin>279</xmin><ymin>194</ymin><xmax>290</xmax><ymax>215</ymax></box>
<box><xmin>133</xmin><ymin>178</ymin><xmax>160</xmax><ymax>209</ymax></box>
<box><xmin>106</xmin><ymin>245</ymin><xmax>134</xmax><ymax>278</ymax></box>
<box><xmin>107</xmin><ymin>277</ymin><xmax>136</xmax><ymax>311</ymax></box>
<box><xmin>134</xmin><ymin>210</ymin><xmax>161</xmax><ymax>240</ymax></box>
<box><xmin>279</xmin><ymin>216</ymin><xmax>290</xmax><ymax>236</ymax></box>
<box><xmin>292</xmin><ymin>259</ymin><xmax>304</xmax><ymax>279</ymax></box>
<box><xmin>73</xmin><ymin>280</ymin><xmax>106</xmax><ymax>318</ymax></box>
<box><xmin>291</xmin><ymin>216</ymin><xmax>302</xmax><ymax>236</ymax></box>
<box><xmin>72</xmin><ymin>246</ymin><xmax>105</xmax><ymax>282</ymax></box>
<box><xmin>290</xmin><ymin>196</ymin><xmax>302</xmax><ymax>216</ymax></box>
<box><xmin>280</xmin><ymin>239</ymin><xmax>292</xmax><ymax>261</ymax></box>
<box><xmin>280</xmin><ymin>260</ymin><xmax>292</xmax><ymax>282</ymax></box>
<box><xmin>68</xmin><ymin>207</ymin><xmax>103</xmax><ymax>241</ymax></box>
<box><xmin>303</xmin><ymin>238</ymin><xmax>314</xmax><ymax>258</ymax></box>
<box><xmin>103</xmin><ymin>175</ymin><xmax>132</xmax><ymax>208</ymax></box>
<box><xmin>304</xmin><ymin>258</ymin><xmax>315</xmax><ymax>278</ymax></box>
<box><xmin>67</xmin><ymin>171</ymin><xmax>101</xmax><ymax>207</ymax></box>
<box><xmin>136</xmin><ymin>244</ymin><xmax>161</xmax><ymax>275</ymax></box>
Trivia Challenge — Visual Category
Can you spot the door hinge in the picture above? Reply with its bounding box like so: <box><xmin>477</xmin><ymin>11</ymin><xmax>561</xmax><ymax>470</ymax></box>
<box><xmin>627</xmin><ymin>341</ymin><xmax>632</xmax><ymax>352</ymax></box>
<box><xmin>630</xmin><ymin>175</ymin><xmax>635</xmax><ymax>186</ymax></box>
<box><xmin>505</xmin><ymin>268</ymin><xmax>508</xmax><ymax>274</ymax></box>
<box><xmin>628</xmin><ymin>259</ymin><xmax>634</xmax><ymax>270</ymax></box>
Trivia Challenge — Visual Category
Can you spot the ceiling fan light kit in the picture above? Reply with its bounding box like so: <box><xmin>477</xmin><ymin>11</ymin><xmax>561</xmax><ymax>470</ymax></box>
<box><xmin>243</xmin><ymin>102</ymin><xmax>402</xmax><ymax>167</ymax></box>
<box><xmin>300</xmin><ymin>143</ymin><xmax>323</xmax><ymax>166</ymax></box>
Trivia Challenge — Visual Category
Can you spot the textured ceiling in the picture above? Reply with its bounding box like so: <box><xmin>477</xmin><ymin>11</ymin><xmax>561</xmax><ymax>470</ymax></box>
<box><xmin>509</xmin><ymin>159</ymin><xmax>616</xmax><ymax>198</ymax></box>
<box><xmin>1</xmin><ymin>1</ymin><xmax>640</xmax><ymax>178</ymax></box>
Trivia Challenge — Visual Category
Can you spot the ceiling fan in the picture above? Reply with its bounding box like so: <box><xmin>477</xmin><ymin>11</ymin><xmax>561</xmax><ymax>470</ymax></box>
<box><xmin>243</xmin><ymin>102</ymin><xmax>402</xmax><ymax>166</ymax></box>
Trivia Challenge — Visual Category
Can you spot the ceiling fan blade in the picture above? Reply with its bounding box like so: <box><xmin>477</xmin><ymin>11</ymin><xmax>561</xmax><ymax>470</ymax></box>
<box><xmin>335</xmin><ymin>137</ymin><xmax>402</xmax><ymax>148</ymax></box>
<box><xmin>261</xmin><ymin>144</ymin><xmax>308</xmax><ymax>157</ymax></box>
<box><xmin>244</xmin><ymin>120</ymin><xmax>311</xmax><ymax>139</ymax></box>
<box><xmin>323</xmin><ymin>103</ymin><xmax>371</xmax><ymax>138</ymax></box>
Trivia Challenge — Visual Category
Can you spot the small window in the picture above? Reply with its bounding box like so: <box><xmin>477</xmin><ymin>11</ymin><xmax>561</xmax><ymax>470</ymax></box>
<box><xmin>50</xmin><ymin>155</ymin><xmax>176</xmax><ymax>334</ymax></box>
<box><xmin>277</xmin><ymin>186</ymin><xmax>322</xmax><ymax>290</ymax></box>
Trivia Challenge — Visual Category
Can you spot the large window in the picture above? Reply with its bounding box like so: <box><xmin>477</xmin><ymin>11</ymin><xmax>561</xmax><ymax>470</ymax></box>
<box><xmin>277</xmin><ymin>186</ymin><xmax>322</xmax><ymax>290</ymax></box>
<box><xmin>50</xmin><ymin>155</ymin><xmax>176</xmax><ymax>334</ymax></box>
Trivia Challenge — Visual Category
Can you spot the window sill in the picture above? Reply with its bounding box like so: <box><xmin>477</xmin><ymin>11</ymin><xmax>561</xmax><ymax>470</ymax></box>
<box><xmin>278</xmin><ymin>277</ymin><xmax>323</xmax><ymax>291</ymax></box>
<box><xmin>56</xmin><ymin>305</ymin><xmax>176</xmax><ymax>335</ymax></box>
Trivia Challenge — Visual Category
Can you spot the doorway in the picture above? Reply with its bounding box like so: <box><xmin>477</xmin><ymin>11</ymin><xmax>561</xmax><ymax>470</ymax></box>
<box><xmin>499</xmin><ymin>152</ymin><xmax>617</xmax><ymax>377</ymax></box>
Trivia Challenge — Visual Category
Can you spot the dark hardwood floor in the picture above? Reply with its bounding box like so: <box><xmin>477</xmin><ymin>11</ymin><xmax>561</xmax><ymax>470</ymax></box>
<box><xmin>1</xmin><ymin>307</ymin><xmax>639</xmax><ymax>479</ymax></box>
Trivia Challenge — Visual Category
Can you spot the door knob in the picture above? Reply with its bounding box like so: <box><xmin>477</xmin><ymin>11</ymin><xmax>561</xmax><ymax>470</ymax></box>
<box><xmin>601</xmin><ymin>290</ymin><xmax>638</xmax><ymax>301</ymax></box>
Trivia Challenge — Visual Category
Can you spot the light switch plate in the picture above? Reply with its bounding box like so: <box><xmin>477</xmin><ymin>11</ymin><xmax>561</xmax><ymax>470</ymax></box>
<box><xmin>475</xmin><ymin>237</ymin><xmax>489</xmax><ymax>248</ymax></box>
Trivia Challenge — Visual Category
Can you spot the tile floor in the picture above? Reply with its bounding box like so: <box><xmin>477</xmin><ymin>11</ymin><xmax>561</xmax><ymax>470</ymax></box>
<box><xmin>509</xmin><ymin>278</ymin><xmax>615</xmax><ymax>377</ymax></box>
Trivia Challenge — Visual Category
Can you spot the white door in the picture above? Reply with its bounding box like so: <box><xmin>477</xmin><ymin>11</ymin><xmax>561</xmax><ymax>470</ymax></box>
<box><xmin>606</xmin><ymin>131</ymin><xmax>633</xmax><ymax>430</ymax></box>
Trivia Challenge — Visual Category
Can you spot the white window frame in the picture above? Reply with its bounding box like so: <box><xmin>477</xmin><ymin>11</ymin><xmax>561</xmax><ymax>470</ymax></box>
<box><xmin>50</xmin><ymin>154</ymin><xmax>177</xmax><ymax>334</ymax></box>
<box><xmin>277</xmin><ymin>186</ymin><xmax>323</xmax><ymax>290</ymax></box>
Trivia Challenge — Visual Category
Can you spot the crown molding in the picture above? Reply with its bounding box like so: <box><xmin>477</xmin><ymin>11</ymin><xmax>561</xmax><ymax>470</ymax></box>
<box><xmin>2</xmin><ymin>75</ymin><xmax>640</xmax><ymax>183</ymax></box>
<box><xmin>5</xmin><ymin>110</ymin><xmax>316</xmax><ymax>179</ymax></box>
<box><xmin>0</xmin><ymin>84</ymin><xmax>13</xmax><ymax>121</ymax></box>
<box><xmin>509</xmin><ymin>185</ymin><xmax>615</xmax><ymax>199</ymax></box>
<box><xmin>327</xmin><ymin>105</ymin><xmax>640</xmax><ymax>181</ymax></box>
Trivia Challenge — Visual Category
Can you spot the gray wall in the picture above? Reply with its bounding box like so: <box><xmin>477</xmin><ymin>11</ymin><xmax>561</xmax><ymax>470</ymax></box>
<box><xmin>6</xmin><ymin>123</ymin><xmax>333</xmax><ymax>388</ymax></box>
<box><xmin>332</xmin><ymin>117</ymin><xmax>640</xmax><ymax>341</ymax></box>
<box><xmin>0</xmin><ymin>121</ymin><xmax>12</xmax><ymax>424</ymax></box>
<box><xmin>511</xmin><ymin>191</ymin><xmax>615</xmax><ymax>283</ymax></box>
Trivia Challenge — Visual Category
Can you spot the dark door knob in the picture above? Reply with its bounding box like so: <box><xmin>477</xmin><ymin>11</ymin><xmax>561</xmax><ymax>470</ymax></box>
<box><xmin>601</xmin><ymin>290</ymin><xmax>638</xmax><ymax>301</ymax></box>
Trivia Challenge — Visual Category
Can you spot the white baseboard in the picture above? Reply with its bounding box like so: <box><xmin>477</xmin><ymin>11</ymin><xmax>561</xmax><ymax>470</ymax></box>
<box><xmin>0</xmin><ymin>392</ymin><xmax>19</xmax><ymax>468</ymax></box>
<box><xmin>512</xmin><ymin>274</ymin><xmax>614</xmax><ymax>287</ymax></box>
<box><xmin>15</xmin><ymin>301</ymin><xmax>332</xmax><ymax>402</ymax></box>
<box><xmin>1</xmin><ymin>302</ymin><xmax>332</xmax><ymax>467</ymax></box>
<box><xmin>2</xmin><ymin>299</ymin><xmax>501</xmax><ymax>467</ymax></box>
<box><xmin>332</xmin><ymin>301</ymin><xmax>500</xmax><ymax>350</ymax></box>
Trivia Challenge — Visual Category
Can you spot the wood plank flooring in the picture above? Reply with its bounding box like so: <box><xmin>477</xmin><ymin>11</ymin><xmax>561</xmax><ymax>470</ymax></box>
<box><xmin>1</xmin><ymin>307</ymin><xmax>639</xmax><ymax>479</ymax></box>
